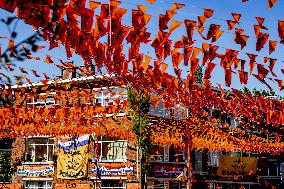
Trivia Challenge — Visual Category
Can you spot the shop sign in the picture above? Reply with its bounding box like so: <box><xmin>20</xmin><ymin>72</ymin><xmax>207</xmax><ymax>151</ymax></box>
<box><xmin>151</xmin><ymin>163</ymin><xmax>185</xmax><ymax>177</ymax></box>
<box><xmin>92</xmin><ymin>163</ymin><xmax>134</xmax><ymax>176</ymax></box>
<box><xmin>217</xmin><ymin>155</ymin><xmax>257</xmax><ymax>177</ymax></box>
<box><xmin>16</xmin><ymin>165</ymin><xmax>54</xmax><ymax>177</ymax></box>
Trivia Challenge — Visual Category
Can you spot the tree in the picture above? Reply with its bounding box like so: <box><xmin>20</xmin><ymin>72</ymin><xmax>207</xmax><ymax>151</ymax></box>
<box><xmin>127</xmin><ymin>87</ymin><xmax>151</xmax><ymax>189</ymax></box>
<box><xmin>195</xmin><ymin>65</ymin><xmax>203</xmax><ymax>85</ymax></box>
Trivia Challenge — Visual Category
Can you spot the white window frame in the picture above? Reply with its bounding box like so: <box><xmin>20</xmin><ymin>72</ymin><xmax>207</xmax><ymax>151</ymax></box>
<box><xmin>96</xmin><ymin>137</ymin><xmax>127</xmax><ymax>162</ymax></box>
<box><xmin>24</xmin><ymin>181</ymin><xmax>53</xmax><ymax>189</ymax></box>
<box><xmin>25</xmin><ymin>137</ymin><xmax>55</xmax><ymax>163</ymax></box>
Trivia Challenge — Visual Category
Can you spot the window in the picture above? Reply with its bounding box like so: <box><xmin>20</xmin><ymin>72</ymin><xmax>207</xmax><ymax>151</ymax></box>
<box><xmin>102</xmin><ymin>180</ymin><xmax>125</xmax><ymax>189</ymax></box>
<box><xmin>208</xmin><ymin>151</ymin><xmax>220</xmax><ymax>167</ymax></box>
<box><xmin>25</xmin><ymin>138</ymin><xmax>54</xmax><ymax>163</ymax></box>
<box><xmin>95</xmin><ymin>137</ymin><xmax>127</xmax><ymax>162</ymax></box>
<box><xmin>25</xmin><ymin>181</ymin><xmax>52</xmax><ymax>189</ymax></box>
<box><xmin>149</xmin><ymin>145</ymin><xmax>164</xmax><ymax>162</ymax></box>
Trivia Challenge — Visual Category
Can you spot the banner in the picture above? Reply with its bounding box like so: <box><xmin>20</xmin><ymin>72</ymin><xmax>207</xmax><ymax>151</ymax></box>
<box><xmin>217</xmin><ymin>155</ymin><xmax>257</xmax><ymax>177</ymax></box>
<box><xmin>57</xmin><ymin>135</ymin><xmax>89</xmax><ymax>179</ymax></box>
<box><xmin>92</xmin><ymin>163</ymin><xmax>134</xmax><ymax>176</ymax></box>
<box><xmin>0</xmin><ymin>184</ymin><xmax>23</xmax><ymax>189</ymax></box>
<box><xmin>150</xmin><ymin>163</ymin><xmax>185</xmax><ymax>177</ymax></box>
<box><xmin>16</xmin><ymin>165</ymin><xmax>54</xmax><ymax>177</ymax></box>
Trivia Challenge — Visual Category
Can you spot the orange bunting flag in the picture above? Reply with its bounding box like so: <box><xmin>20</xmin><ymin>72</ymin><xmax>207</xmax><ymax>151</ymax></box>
<box><xmin>198</xmin><ymin>16</ymin><xmax>207</xmax><ymax>27</ymax></box>
<box><xmin>268</xmin><ymin>58</ymin><xmax>277</xmax><ymax>77</ymax></box>
<box><xmin>257</xmin><ymin>64</ymin><xmax>269</xmax><ymax>80</ymax></box>
<box><xmin>269</xmin><ymin>40</ymin><xmax>277</xmax><ymax>54</ymax></box>
<box><xmin>44</xmin><ymin>55</ymin><xmax>54</xmax><ymax>64</ymax></box>
<box><xmin>225</xmin><ymin>69</ymin><xmax>232</xmax><ymax>87</ymax></box>
<box><xmin>184</xmin><ymin>20</ymin><xmax>196</xmax><ymax>41</ymax></box>
<box><xmin>268</xmin><ymin>0</ymin><xmax>277</xmax><ymax>9</ymax></box>
<box><xmin>0</xmin><ymin>0</ymin><xmax>16</xmax><ymax>12</ymax></box>
<box><xmin>212</xmin><ymin>30</ymin><xmax>224</xmax><ymax>42</ymax></box>
<box><xmin>190</xmin><ymin>58</ymin><xmax>199</xmax><ymax>75</ymax></box>
<box><xmin>278</xmin><ymin>20</ymin><xmax>284</xmax><ymax>43</ymax></box>
<box><xmin>89</xmin><ymin>1</ymin><xmax>101</xmax><ymax>11</ymax></box>
<box><xmin>169</xmin><ymin>20</ymin><xmax>182</xmax><ymax>33</ymax></box>
<box><xmin>247</xmin><ymin>53</ymin><xmax>257</xmax><ymax>75</ymax></box>
<box><xmin>238</xmin><ymin>70</ymin><xmax>248</xmax><ymax>84</ymax></box>
<box><xmin>275</xmin><ymin>79</ymin><xmax>283</xmax><ymax>91</ymax></box>
<box><xmin>234</xmin><ymin>28</ymin><xmax>249</xmax><ymax>49</ymax></box>
<box><xmin>256</xmin><ymin>32</ymin><xmax>269</xmax><ymax>51</ymax></box>
<box><xmin>226</xmin><ymin>20</ymin><xmax>237</xmax><ymax>30</ymax></box>
<box><xmin>19</xmin><ymin>67</ymin><xmax>28</xmax><ymax>74</ymax></box>
<box><xmin>231</xmin><ymin>13</ymin><xmax>241</xmax><ymax>23</ymax></box>
<box><xmin>137</xmin><ymin>5</ymin><xmax>148</xmax><ymax>13</ymax></box>
<box><xmin>146</xmin><ymin>0</ymin><xmax>156</xmax><ymax>4</ymax></box>
<box><xmin>31</xmin><ymin>70</ymin><xmax>40</xmax><ymax>77</ymax></box>
<box><xmin>253</xmin><ymin>25</ymin><xmax>261</xmax><ymax>37</ymax></box>
<box><xmin>204</xmin><ymin>8</ymin><xmax>214</xmax><ymax>18</ymax></box>
<box><xmin>171</xmin><ymin>3</ymin><xmax>185</xmax><ymax>11</ymax></box>
<box><xmin>204</xmin><ymin>62</ymin><xmax>216</xmax><ymax>79</ymax></box>
<box><xmin>255</xmin><ymin>17</ymin><xmax>268</xmax><ymax>30</ymax></box>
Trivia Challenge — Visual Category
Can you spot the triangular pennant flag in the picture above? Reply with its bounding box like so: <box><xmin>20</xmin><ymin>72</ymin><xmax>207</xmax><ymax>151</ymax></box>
<box><xmin>269</xmin><ymin>40</ymin><xmax>277</xmax><ymax>54</ymax></box>
<box><xmin>169</xmin><ymin>20</ymin><xmax>182</xmax><ymax>33</ymax></box>
<box><xmin>204</xmin><ymin>8</ymin><xmax>214</xmax><ymax>18</ymax></box>
<box><xmin>171</xmin><ymin>3</ymin><xmax>185</xmax><ymax>11</ymax></box>
<box><xmin>231</xmin><ymin>13</ymin><xmax>241</xmax><ymax>23</ymax></box>
<box><xmin>268</xmin><ymin>0</ymin><xmax>277</xmax><ymax>9</ymax></box>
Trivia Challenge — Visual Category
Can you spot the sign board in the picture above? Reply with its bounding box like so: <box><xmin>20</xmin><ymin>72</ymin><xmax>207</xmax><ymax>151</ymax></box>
<box><xmin>126</xmin><ymin>183</ymin><xmax>140</xmax><ymax>189</ymax></box>
<box><xmin>217</xmin><ymin>155</ymin><xmax>257</xmax><ymax>177</ymax></box>
<box><xmin>54</xmin><ymin>183</ymin><xmax>91</xmax><ymax>189</ymax></box>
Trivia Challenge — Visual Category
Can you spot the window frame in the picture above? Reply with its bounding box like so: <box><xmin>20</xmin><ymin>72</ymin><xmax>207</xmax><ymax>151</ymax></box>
<box><xmin>95</xmin><ymin>137</ymin><xmax>128</xmax><ymax>163</ymax></box>
<box><xmin>24</xmin><ymin>181</ymin><xmax>53</xmax><ymax>189</ymax></box>
<box><xmin>25</xmin><ymin>137</ymin><xmax>55</xmax><ymax>163</ymax></box>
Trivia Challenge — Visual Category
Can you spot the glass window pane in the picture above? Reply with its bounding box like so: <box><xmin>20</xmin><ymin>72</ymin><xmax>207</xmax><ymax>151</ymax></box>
<box><xmin>34</xmin><ymin>145</ymin><xmax>47</xmax><ymax>162</ymax></box>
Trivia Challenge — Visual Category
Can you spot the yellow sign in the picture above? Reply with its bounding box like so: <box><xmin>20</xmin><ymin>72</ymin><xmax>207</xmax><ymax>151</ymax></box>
<box><xmin>217</xmin><ymin>155</ymin><xmax>257</xmax><ymax>177</ymax></box>
<box><xmin>57</xmin><ymin>135</ymin><xmax>89</xmax><ymax>179</ymax></box>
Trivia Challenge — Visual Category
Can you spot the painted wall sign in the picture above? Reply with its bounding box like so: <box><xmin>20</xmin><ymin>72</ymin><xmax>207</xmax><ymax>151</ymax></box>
<box><xmin>217</xmin><ymin>155</ymin><xmax>258</xmax><ymax>177</ymax></box>
<box><xmin>16</xmin><ymin>165</ymin><xmax>54</xmax><ymax>177</ymax></box>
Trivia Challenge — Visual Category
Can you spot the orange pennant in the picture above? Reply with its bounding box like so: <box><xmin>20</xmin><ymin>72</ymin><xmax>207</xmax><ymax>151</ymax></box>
<box><xmin>204</xmin><ymin>8</ymin><xmax>214</xmax><ymax>18</ymax></box>
<box><xmin>269</xmin><ymin>40</ymin><xmax>277</xmax><ymax>54</ymax></box>
<box><xmin>171</xmin><ymin>3</ymin><xmax>185</xmax><ymax>11</ymax></box>
<box><xmin>169</xmin><ymin>20</ymin><xmax>182</xmax><ymax>33</ymax></box>
<box><xmin>267</xmin><ymin>0</ymin><xmax>277</xmax><ymax>9</ymax></box>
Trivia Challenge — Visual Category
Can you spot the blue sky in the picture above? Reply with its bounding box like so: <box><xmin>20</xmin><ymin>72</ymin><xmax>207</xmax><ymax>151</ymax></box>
<box><xmin>0</xmin><ymin>0</ymin><xmax>283</xmax><ymax>95</ymax></box>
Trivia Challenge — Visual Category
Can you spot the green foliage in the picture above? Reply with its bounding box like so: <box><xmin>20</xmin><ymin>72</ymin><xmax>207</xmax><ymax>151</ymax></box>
<box><xmin>0</xmin><ymin>151</ymin><xmax>12</xmax><ymax>183</ymax></box>
<box><xmin>127</xmin><ymin>87</ymin><xmax>151</xmax><ymax>188</ymax></box>
<box><xmin>195</xmin><ymin>65</ymin><xmax>203</xmax><ymax>85</ymax></box>
<box><xmin>241</xmin><ymin>87</ymin><xmax>278</xmax><ymax>98</ymax></box>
